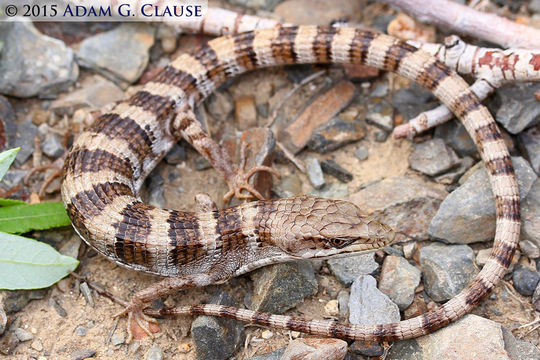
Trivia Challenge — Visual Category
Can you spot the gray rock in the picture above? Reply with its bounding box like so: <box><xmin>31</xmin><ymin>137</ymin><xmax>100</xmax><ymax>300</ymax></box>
<box><xmin>14</xmin><ymin>328</ymin><xmax>33</xmax><ymax>342</ymax></box>
<box><xmin>337</xmin><ymin>290</ymin><xmax>349</xmax><ymax>315</ymax></box>
<box><xmin>305</xmin><ymin>157</ymin><xmax>325</xmax><ymax>189</ymax></box>
<box><xmin>71</xmin><ymin>349</ymin><xmax>97</xmax><ymax>360</ymax></box>
<box><xmin>164</xmin><ymin>144</ymin><xmax>186</xmax><ymax>165</ymax></box>
<box><xmin>206</xmin><ymin>91</ymin><xmax>233</xmax><ymax>120</ymax></box>
<box><xmin>519</xmin><ymin>124</ymin><xmax>540</xmax><ymax>175</ymax></box>
<box><xmin>373</xmin><ymin>130</ymin><xmax>389</xmax><ymax>142</ymax></box>
<box><xmin>41</xmin><ymin>134</ymin><xmax>64</xmax><ymax>158</ymax></box>
<box><xmin>273</xmin><ymin>175</ymin><xmax>303</xmax><ymax>198</ymax></box>
<box><xmin>354</xmin><ymin>145</ymin><xmax>369</xmax><ymax>160</ymax></box>
<box><xmin>502</xmin><ymin>326</ymin><xmax>540</xmax><ymax>360</ymax></box>
<box><xmin>2</xmin><ymin>290</ymin><xmax>31</xmax><ymax>314</ymax></box>
<box><xmin>434</xmin><ymin>118</ymin><xmax>478</xmax><ymax>157</ymax></box>
<box><xmin>434</xmin><ymin>156</ymin><xmax>475</xmax><ymax>185</ymax></box>
<box><xmin>512</xmin><ymin>264</ymin><xmax>540</xmax><ymax>296</ymax></box>
<box><xmin>409</xmin><ymin>138</ymin><xmax>460</xmax><ymax>177</ymax></box>
<box><xmin>327</xmin><ymin>252</ymin><xmax>378</xmax><ymax>286</ymax></box>
<box><xmin>250</xmin><ymin>261</ymin><xmax>317</xmax><ymax>314</ymax></box>
<box><xmin>0</xmin><ymin>21</ymin><xmax>78</xmax><ymax>97</ymax></box>
<box><xmin>75</xmin><ymin>326</ymin><xmax>86</xmax><ymax>336</ymax></box>
<box><xmin>389</xmin><ymin>315</ymin><xmax>509</xmax><ymax>360</ymax></box>
<box><xmin>419</xmin><ymin>243</ymin><xmax>478</xmax><ymax>302</ymax></box>
<box><xmin>110</xmin><ymin>333</ymin><xmax>125</xmax><ymax>346</ymax></box>
<box><xmin>50</xmin><ymin>75</ymin><xmax>124</xmax><ymax>115</ymax></box>
<box><xmin>349</xmin><ymin>275</ymin><xmax>400</xmax><ymax>325</ymax></box>
<box><xmin>387</xmin><ymin>339</ymin><xmax>423</xmax><ymax>360</ymax></box>
<box><xmin>519</xmin><ymin>240</ymin><xmax>540</xmax><ymax>259</ymax></box>
<box><xmin>147</xmin><ymin>172</ymin><xmax>166</xmax><ymax>208</ymax></box>
<box><xmin>429</xmin><ymin>157</ymin><xmax>538</xmax><ymax>244</ymax></box>
<box><xmin>307</xmin><ymin>117</ymin><xmax>365</xmax><ymax>154</ymax></box>
<box><xmin>320</xmin><ymin>159</ymin><xmax>353</xmax><ymax>183</ymax></box>
<box><xmin>77</xmin><ymin>24</ymin><xmax>155</xmax><ymax>88</ymax></box>
<box><xmin>496</xmin><ymin>82</ymin><xmax>540</xmax><ymax>134</ymax></box>
<box><xmin>146</xmin><ymin>344</ymin><xmax>163</xmax><ymax>360</ymax></box>
<box><xmin>228</xmin><ymin>0</ymin><xmax>283</xmax><ymax>10</ymax></box>
<box><xmin>192</xmin><ymin>290</ymin><xmax>244</xmax><ymax>360</ymax></box>
<box><xmin>530</xmin><ymin>0</ymin><xmax>540</xmax><ymax>13</ymax></box>
<box><xmin>0</xmin><ymin>95</ymin><xmax>17</xmax><ymax>150</ymax></box>
<box><xmin>246</xmin><ymin>348</ymin><xmax>286</xmax><ymax>360</ymax></box>
<box><xmin>522</xmin><ymin>178</ymin><xmax>540</xmax><ymax>248</ymax></box>
<box><xmin>370</xmin><ymin>83</ymin><xmax>389</xmax><ymax>98</ymax></box>
<box><xmin>533</xmin><ymin>282</ymin><xmax>540</xmax><ymax>311</ymax></box>
<box><xmin>366</xmin><ymin>98</ymin><xmax>394</xmax><ymax>132</ymax></box>
<box><xmin>308</xmin><ymin>181</ymin><xmax>349</xmax><ymax>199</ymax></box>
<box><xmin>378</xmin><ymin>256</ymin><xmax>421</xmax><ymax>310</ymax></box>
<box><xmin>391</xmin><ymin>84</ymin><xmax>436</xmax><ymax>120</ymax></box>
<box><xmin>281</xmin><ymin>338</ymin><xmax>348</xmax><ymax>360</ymax></box>
<box><xmin>0</xmin><ymin>332</ymin><xmax>19</xmax><ymax>356</ymax></box>
<box><xmin>350</xmin><ymin>177</ymin><xmax>447</xmax><ymax>242</ymax></box>
<box><xmin>12</xmin><ymin>121</ymin><xmax>39</xmax><ymax>167</ymax></box>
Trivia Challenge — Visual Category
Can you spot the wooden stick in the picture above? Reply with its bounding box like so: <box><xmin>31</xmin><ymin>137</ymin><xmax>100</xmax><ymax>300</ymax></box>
<box><xmin>382</xmin><ymin>0</ymin><xmax>540</xmax><ymax>49</ymax></box>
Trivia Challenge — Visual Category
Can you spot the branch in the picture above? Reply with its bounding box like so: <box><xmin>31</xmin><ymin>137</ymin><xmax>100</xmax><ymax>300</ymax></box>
<box><xmin>382</xmin><ymin>0</ymin><xmax>540</xmax><ymax>49</ymax></box>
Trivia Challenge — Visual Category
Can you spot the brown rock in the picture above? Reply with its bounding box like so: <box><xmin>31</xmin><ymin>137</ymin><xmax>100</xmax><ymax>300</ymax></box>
<box><xmin>234</xmin><ymin>95</ymin><xmax>257</xmax><ymax>130</ymax></box>
<box><xmin>344</xmin><ymin>64</ymin><xmax>380</xmax><ymax>80</ymax></box>
<box><xmin>281</xmin><ymin>338</ymin><xmax>348</xmax><ymax>360</ymax></box>
<box><xmin>280</xmin><ymin>81</ymin><xmax>357</xmax><ymax>153</ymax></box>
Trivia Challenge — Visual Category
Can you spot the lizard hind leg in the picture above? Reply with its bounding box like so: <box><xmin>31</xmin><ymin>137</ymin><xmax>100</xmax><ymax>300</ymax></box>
<box><xmin>223</xmin><ymin>140</ymin><xmax>280</xmax><ymax>203</ymax></box>
<box><xmin>116</xmin><ymin>274</ymin><xmax>222</xmax><ymax>343</ymax></box>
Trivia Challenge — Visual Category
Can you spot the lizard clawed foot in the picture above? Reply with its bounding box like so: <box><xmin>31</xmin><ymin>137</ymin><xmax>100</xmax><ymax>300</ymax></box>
<box><xmin>223</xmin><ymin>141</ymin><xmax>281</xmax><ymax>203</ymax></box>
<box><xmin>115</xmin><ymin>301</ymin><xmax>160</xmax><ymax>343</ymax></box>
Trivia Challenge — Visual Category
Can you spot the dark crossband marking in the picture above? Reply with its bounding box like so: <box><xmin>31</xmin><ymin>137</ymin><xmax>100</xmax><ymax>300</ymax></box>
<box><xmin>128</xmin><ymin>91</ymin><xmax>175</xmax><ymax>120</ymax></box>
<box><xmin>93</xmin><ymin>113</ymin><xmax>154</xmax><ymax>163</ymax></box>
<box><xmin>415</xmin><ymin>60</ymin><xmax>453</xmax><ymax>91</ymax></box>
<box><xmin>65</xmin><ymin>148</ymin><xmax>134</xmax><ymax>180</ymax></box>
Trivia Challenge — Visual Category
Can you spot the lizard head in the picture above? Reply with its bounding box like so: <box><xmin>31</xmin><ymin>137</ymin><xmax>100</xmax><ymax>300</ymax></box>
<box><xmin>272</xmin><ymin>197</ymin><xmax>396</xmax><ymax>259</ymax></box>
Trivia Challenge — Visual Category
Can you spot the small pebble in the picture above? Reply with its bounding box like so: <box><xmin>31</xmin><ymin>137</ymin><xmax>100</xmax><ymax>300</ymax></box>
<box><xmin>49</xmin><ymin>297</ymin><xmax>67</xmax><ymax>317</ymax></box>
<box><xmin>476</xmin><ymin>248</ymin><xmax>492</xmax><ymax>267</ymax></box>
<box><xmin>512</xmin><ymin>264</ymin><xmax>540</xmax><ymax>296</ymax></box>
<box><xmin>305</xmin><ymin>157</ymin><xmax>325</xmax><ymax>189</ymax></box>
<box><xmin>320</xmin><ymin>159</ymin><xmax>353</xmax><ymax>183</ymax></box>
<box><xmin>14</xmin><ymin>328</ymin><xmax>34</xmax><ymax>342</ymax></box>
<box><xmin>71</xmin><ymin>349</ymin><xmax>96</xmax><ymax>360</ymax></box>
<box><xmin>75</xmin><ymin>326</ymin><xmax>86</xmax><ymax>336</ymax></box>
<box><xmin>178</xmin><ymin>343</ymin><xmax>191</xmax><ymax>353</ymax></box>
<box><xmin>80</xmin><ymin>282</ymin><xmax>94</xmax><ymax>308</ymax></box>
<box><xmin>195</xmin><ymin>157</ymin><xmax>212</xmax><ymax>171</ymax></box>
<box><xmin>31</xmin><ymin>339</ymin><xmax>43</xmax><ymax>351</ymax></box>
<box><xmin>373</xmin><ymin>130</ymin><xmax>388</xmax><ymax>142</ymax></box>
<box><xmin>146</xmin><ymin>344</ymin><xmax>163</xmax><ymax>360</ymax></box>
<box><xmin>324</xmin><ymin>299</ymin><xmax>339</xmax><ymax>316</ymax></box>
<box><xmin>337</xmin><ymin>290</ymin><xmax>349</xmax><ymax>315</ymax></box>
<box><xmin>111</xmin><ymin>333</ymin><xmax>125</xmax><ymax>346</ymax></box>
<box><xmin>354</xmin><ymin>145</ymin><xmax>369</xmax><ymax>160</ymax></box>
<box><xmin>402</xmin><ymin>242</ymin><xmax>416</xmax><ymax>259</ymax></box>
<box><xmin>41</xmin><ymin>134</ymin><xmax>65</xmax><ymax>158</ymax></box>
<box><xmin>164</xmin><ymin>144</ymin><xmax>186</xmax><ymax>165</ymax></box>
<box><xmin>261</xmin><ymin>330</ymin><xmax>273</xmax><ymax>339</ymax></box>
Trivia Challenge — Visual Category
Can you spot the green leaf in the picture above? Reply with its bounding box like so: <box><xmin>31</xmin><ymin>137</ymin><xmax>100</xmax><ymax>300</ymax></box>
<box><xmin>0</xmin><ymin>198</ymin><xmax>26</xmax><ymax>207</ymax></box>
<box><xmin>0</xmin><ymin>231</ymin><xmax>79</xmax><ymax>290</ymax></box>
<box><xmin>0</xmin><ymin>147</ymin><xmax>19</xmax><ymax>182</ymax></box>
<box><xmin>0</xmin><ymin>202</ymin><xmax>71</xmax><ymax>234</ymax></box>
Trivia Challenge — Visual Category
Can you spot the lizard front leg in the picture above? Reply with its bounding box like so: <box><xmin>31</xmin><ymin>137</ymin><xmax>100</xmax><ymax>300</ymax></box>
<box><xmin>175</xmin><ymin>110</ymin><xmax>279</xmax><ymax>202</ymax></box>
<box><xmin>116</xmin><ymin>273</ymin><xmax>223</xmax><ymax>343</ymax></box>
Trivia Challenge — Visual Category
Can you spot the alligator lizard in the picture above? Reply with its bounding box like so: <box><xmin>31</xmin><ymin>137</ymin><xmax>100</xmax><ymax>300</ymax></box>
<box><xmin>61</xmin><ymin>26</ymin><xmax>520</xmax><ymax>342</ymax></box>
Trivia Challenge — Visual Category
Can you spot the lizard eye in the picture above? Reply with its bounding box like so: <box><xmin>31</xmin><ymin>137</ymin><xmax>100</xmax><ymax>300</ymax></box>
<box><xmin>329</xmin><ymin>238</ymin><xmax>350</xmax><ymax>249</ymax></box>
